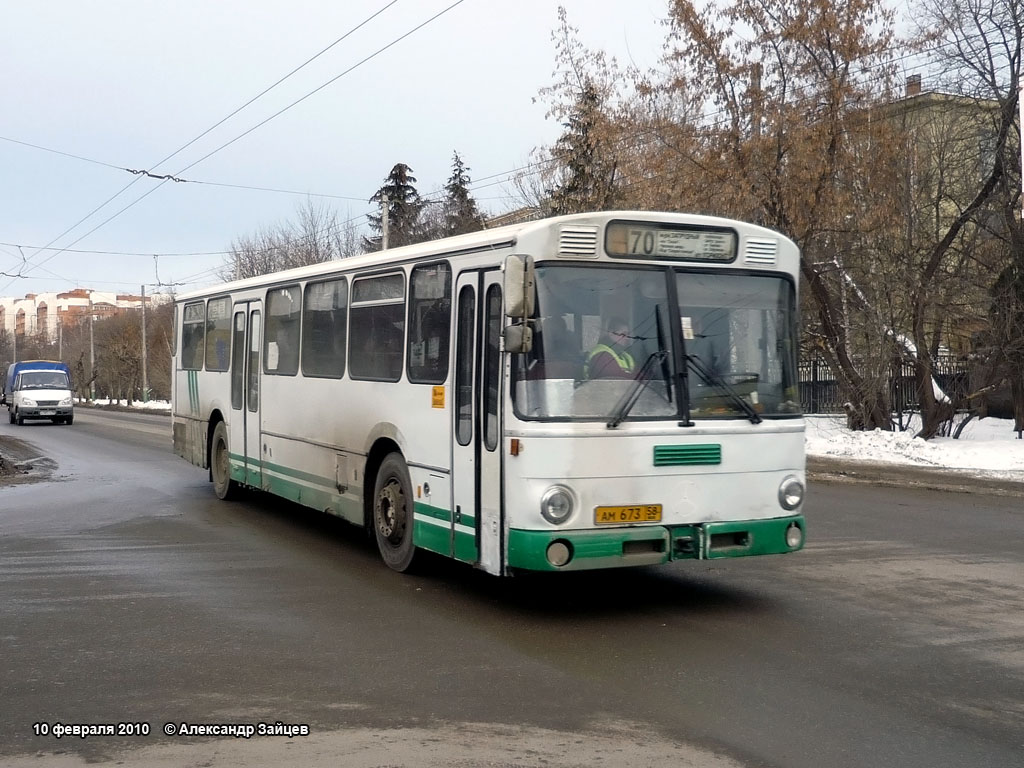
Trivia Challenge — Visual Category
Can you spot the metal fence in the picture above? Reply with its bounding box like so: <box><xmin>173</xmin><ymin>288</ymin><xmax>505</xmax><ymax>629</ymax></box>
<box><xmin>799</xmin><ymin>358</ymin><xmax>972</xmax><ymax>414</ymax></box>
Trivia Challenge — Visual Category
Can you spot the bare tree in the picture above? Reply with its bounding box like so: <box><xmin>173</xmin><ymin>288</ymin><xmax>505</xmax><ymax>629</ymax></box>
<box><xmin>903</xmin><ymin>0</ymin><xmax>1023</xmax><ymax>437</ymax></box>
<box><xmin>645</xmin><ymin>0</ymin><xmax>905</xmax><ymax>429</ymax></box>
<box><xmin>220</xmin><ymin>198</ymin><xmax>352</xmax><ymax>281</ymax></box>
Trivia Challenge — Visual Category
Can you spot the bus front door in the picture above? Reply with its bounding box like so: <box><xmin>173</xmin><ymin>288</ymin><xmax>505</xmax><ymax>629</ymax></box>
<box><xmin>230</xmin><ymin>302</ymin><xmax>263</xmax><ymax>489</ymax></box>
<box><xmin>451</xmin><ymin>271</ymin><xmax>504</xmax><ymax>576</ymax></box>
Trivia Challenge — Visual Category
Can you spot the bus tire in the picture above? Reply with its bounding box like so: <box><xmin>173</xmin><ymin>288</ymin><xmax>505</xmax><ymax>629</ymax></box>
<box><xmin>372</xmin><ymin>453</ymin><xmax>417</xmax><ymax>572</ymax></box>
<box><xmin>211</xmin><ymin>421</ymin><xmax>237</xmax><ymax>501</ymax></box>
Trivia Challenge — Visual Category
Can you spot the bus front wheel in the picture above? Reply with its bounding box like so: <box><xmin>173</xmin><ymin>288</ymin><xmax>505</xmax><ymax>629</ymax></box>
<box><xmin>211</xmin><ymin>422</ymin><xmax>237</xmax><ymax>501</ymax></box>
<box><xmin>373</xmin><ymin>453</ymin><xmax>417</xmax><ymax>572</ymax></box>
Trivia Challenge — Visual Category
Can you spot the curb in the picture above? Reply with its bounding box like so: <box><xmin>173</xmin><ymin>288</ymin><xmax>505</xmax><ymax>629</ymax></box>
<box><xmin>808</xmin><ymin>456</ymin><xmax>1024</xmax><ymax>497</ymax></box>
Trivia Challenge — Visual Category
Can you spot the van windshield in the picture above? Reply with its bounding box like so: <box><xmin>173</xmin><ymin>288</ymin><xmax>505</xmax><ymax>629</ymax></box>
<box><xmin>18</xmin><ymin>372</ymin><xmax>70</xmax><ymax>390</ymax></box>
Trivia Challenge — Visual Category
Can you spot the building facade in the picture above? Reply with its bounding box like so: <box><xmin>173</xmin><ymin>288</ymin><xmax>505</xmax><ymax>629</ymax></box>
<box><xmin>0</xmin><ymin>288</ymin><xmax>171</xmax><ymax>341</ymax></box>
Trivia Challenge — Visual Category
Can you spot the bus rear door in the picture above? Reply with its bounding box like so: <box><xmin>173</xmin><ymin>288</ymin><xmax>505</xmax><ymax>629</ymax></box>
<box><xmin>230</xmin><ymin>301</ymin><xmax>263</xmax><ymax>489</ymax></box>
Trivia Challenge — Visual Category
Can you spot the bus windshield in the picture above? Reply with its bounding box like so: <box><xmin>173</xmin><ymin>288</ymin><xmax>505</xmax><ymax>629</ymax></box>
<box><xmin>511</xmin><ymin>265</ymin><xmax>800</xmax><ymax>422</ymax></box>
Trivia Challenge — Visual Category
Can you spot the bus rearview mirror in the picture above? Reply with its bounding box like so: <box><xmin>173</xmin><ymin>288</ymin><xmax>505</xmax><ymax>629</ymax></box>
<box><xmin>504</xmin><ymin>254</ymin><xmax>535</xmax><ymax>319</ymax></box>
<box><xmin>503</xmin><ymin>323</ymin><xmax>533</xmax><ymax>354</ymax></box>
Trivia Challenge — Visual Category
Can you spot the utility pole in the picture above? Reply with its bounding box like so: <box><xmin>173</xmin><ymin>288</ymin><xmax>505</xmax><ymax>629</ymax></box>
<box><xmin>140</xmin><ymin>285</ymin><xmax>149</xmax><ymax>402</ymax></box>
<box><xmin>58</xmin><ymin>320</ymin><xmax>63</xmax><ymax>360</ymax></box>
<box><xmin>89</xmin><ymin>294</ymin><xmax>95</xmax><ymax>402</ymax></box>
<box><xmin>381</xmin><ymin>192</ymin><xmax>389</xmax><ymax>251</ymax></box>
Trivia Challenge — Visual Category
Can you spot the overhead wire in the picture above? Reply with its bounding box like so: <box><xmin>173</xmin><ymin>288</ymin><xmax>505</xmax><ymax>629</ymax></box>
<box><xmin>7</xmin><ymin>0</ymin><xmax>471</xmax><ymax>292</ymax></box>
<box><xmin>0</xmin><ymin>0</ymin><xmax>406</xmax><ymax>293</ymax></box>
<box><xmin>4</xmin><ymin>11</ymin><xmax>1014</xmax><ymax>294</ymax></box>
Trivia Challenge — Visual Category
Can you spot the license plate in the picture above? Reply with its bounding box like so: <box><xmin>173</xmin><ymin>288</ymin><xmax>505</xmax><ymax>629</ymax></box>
<box><xmin>40</xmin><ymin>410</ymin><xmax>56</xmax><ymax>416</ymax></box>
<box><xmin>594</xmin><ymin>504</ymin><xmax>662</xmax><ymax>525</ymax></box>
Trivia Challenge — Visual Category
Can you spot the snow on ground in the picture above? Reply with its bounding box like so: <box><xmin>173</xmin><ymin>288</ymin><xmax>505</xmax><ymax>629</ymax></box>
<box><xmin>806</xmin><ymin>414</ymin><xmax>1024</xmax><ymax>481</ymax></box>
<box><xmin>102</xmin><ymin>399</ymin><xmax>1024</xmax><ymax>481</ymax></box>
<box><xmin>81</xmin><ymin>398</ymin><xmax>174</xmax><ymax>411</ymax></box>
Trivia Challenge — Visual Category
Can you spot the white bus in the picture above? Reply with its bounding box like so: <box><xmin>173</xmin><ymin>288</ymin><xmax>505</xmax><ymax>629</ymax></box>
<box><xmin>172</xmin><ymin>211</ymin><xmax>806</xmax><ymax>575</ymax></box>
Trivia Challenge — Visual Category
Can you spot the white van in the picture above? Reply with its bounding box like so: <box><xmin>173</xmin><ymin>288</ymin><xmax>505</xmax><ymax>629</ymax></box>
<box><xmin>7</xmin><ymin>363</ymin><xmax>75</xmax><ymax>425</ymax></box>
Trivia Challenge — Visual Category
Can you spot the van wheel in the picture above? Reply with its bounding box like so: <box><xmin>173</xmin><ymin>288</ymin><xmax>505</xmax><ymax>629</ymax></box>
<box><xmin>211</xmin><ymin>422</ymin><xmax>237</xmax><ymax>500</ymax></box>
<box><xmin>65</xmin><ymin>416</ymin><xmax>74</xmax><ymax>425</ymax></box>
<box><xmin>372</xmin><ymin>453</ymin><xmax>418</xmax><ymax>572</ymax></box>
<box><xmin>16</xmin><ymin>410</ymin><xmax>24</xmax><ymax>426</ymax></box>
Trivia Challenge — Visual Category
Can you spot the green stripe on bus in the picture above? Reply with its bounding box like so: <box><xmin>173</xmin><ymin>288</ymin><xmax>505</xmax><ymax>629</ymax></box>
<box><xmin>453</xmin><ymin>528</ymin><xmax>477</xmax><ymax>563</ymax></box>
<box><xmin>507</xmin><ymin>515</ymin><xmax>805</xmax><ymax>571</ymax></box>
<box><xmin>702</xmin><ymin>516</ymin><xmax>805</xmax><ymax>559</ymax></box>
<box><xmin>508</xmin><ymin>527</ymin><xmax>671</xmax><ymax>571</ymax></box>
<box><xmin>653</xmin><ymin>444</ymin><xmax>721</xmax><ymax>466</ymax></box>
<box><xmin>261</xmin><ymin>459</ymin><xmax>333</xmax><ymax>489</ymax></box>
<box><xmin>413</xmin><ymin>517</ymin><xmax>450</xmax><ymax>556</ymax></box>
<box><xmin>414</xmin><ymin>501</ymin><xmax>450</xmax><ymax>523</ymax></box>
<box><xmin>261</xmin><ymin>472</ymin><xmax>362</xmax><ymax>524</ymax></box>
<box><xmin>413</xmin><ymin>502</ymin><xmax>457</xmax><ymax>558</ymax></box>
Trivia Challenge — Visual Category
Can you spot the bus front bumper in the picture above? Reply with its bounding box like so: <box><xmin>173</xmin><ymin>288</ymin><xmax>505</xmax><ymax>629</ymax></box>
<box><xmin>506</xmin><ymin>514</ymin><xmax>805</xmax><ymax>572</ymax></box>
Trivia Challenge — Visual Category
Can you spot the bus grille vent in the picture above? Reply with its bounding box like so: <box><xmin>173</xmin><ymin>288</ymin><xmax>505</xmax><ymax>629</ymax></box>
<box><xmin>744</xmin><ymin>238</ymin><xmax>777</xmax><ymax>265</ymax></box>
<box><xmin>558</xmin><ymin>226</ymin><xmax>599</xmax><ymax>257</ymax></box>
<box><xmin>653</xmin><ymin>444</ymin><xmax>722</xmax><ymax>466</ymax></box>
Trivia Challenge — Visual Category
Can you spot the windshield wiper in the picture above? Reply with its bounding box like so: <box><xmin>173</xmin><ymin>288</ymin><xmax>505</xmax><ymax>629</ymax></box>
<box><xmin>606</xmin><ymin>350</ymin><xmax>668</xmax><ymax>428</ymax></box>
<box><xmin>686</xmin><ymin>354</ymin><xmax>762</xmax><ymax>424</ymax></box>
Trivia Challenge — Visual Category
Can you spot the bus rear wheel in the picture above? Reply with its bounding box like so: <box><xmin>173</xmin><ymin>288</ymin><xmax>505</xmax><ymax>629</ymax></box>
<box><xmin>373</xmin><ymin>453</ymin><xmax>417</xmax><ymax>572</ymax></box>
<box><xmin>211</xmin><ymin>422</ymin><xmax>237</xmax><ymax>500</ymax></box>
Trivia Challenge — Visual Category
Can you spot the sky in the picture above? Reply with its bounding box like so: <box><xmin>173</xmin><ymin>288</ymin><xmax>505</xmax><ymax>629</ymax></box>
<box><xmin>1</xmin><ymin>0</ymin><xmax>668</xmax><ymax>300</ymax></box>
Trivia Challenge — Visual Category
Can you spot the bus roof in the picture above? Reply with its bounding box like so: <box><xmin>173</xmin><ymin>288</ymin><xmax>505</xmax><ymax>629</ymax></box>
<box><xmin>177</xmin><ymin>210</ymin><xmax>795</xmax><ymax>302</ymax></box>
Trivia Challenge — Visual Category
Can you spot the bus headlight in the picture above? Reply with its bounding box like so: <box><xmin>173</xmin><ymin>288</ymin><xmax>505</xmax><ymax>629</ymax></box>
<box><xmin>540</xmin><ymin>485</ymin><xmax>575</xmax><ymax>525</ymax></box>
<box><xmin>778</xmin><ymin>476</ymin><xmax>804</xmax><ymax>510</ymax></box>
<box><xmin>785</xmin><ymin>523</ymin><xmax>804</xmax><ymax>549</ymax></box>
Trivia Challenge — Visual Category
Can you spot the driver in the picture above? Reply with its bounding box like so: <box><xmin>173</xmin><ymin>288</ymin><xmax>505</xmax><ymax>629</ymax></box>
<box><xmin>584</xmin><ymin>317</ymin><xmax>636</xmax><ymax>379</ymax></box>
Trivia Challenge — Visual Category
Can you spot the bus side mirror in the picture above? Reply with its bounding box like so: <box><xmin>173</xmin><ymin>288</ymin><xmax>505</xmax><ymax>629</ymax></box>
<box><xmin>503</xmin><ymin>254</ymin><xmax>535</xmax><ymax>354</ymax></box>
<box><xmin>504</xmin><ymin>323</ymin><xmax>533</xmax><ymax>354</ymax></box>
<box><xmin>504</xmin><ymin>254</ymin><xmax>535</xmax><ymax>319</ymax></box>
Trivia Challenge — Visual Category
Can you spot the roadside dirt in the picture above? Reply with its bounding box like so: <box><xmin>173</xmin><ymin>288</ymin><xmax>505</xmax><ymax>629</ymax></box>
<box><xmin>0</xmin><ymin>435</ymin><xmax>54</xmax><ymax>487</ymax></box>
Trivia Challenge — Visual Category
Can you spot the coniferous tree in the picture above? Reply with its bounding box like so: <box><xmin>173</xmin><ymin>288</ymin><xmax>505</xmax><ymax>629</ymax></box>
<box><xmin>365</xmin><ymin>163</ymin><xmax>425</xmax><ymax>251</ymax></box>
<box><xmin>441</xmin><ymin>151</ymin><xmax>484</xmax><ymax>236</ymax></box>
<box><xmin>546</xmin><ymin>81</ymin><xmax>619</xmax><ymax>216</ymax></box>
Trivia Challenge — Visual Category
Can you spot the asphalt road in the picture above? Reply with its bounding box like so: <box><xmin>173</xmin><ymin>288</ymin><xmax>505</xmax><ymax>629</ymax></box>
<box><xmin>0</xmin><ymin>409</ymin><xmax>1021</xmax><ymax>767</ymax></box>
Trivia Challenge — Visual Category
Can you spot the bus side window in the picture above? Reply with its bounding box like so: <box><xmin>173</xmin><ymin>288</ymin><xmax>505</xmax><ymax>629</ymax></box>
<box><xmin>181</xmin><ymin>301</ymin><xmax>206</xmax><ymax>370</ymax></box>
<box><xmin>302</xmin><ymin>278</ymin><xmax>347</xmax><ymax>379</ymax></box>
<box><xmin>265</xmin><ymin>285</ymin><xmax>301</xmax><ymax>376</ymax></box>
<box><xmin>231</xmin><ymin>310</ymin><xmax>245</xmax><ymax>409</ymax></box>
<box><xmin>408</xmin><ymin>263</ymin><xmax>451</xmax><ymax>384</ymax></box>
<box><xmin>454</xmin><ymin>286</ymin><xmax>475</xmax><ymax>446</ymax></box>
<box><xmin>205</xmin><ymin>297</ymin><xmax>232</xmax><ymax>372</ymax></box>
<box><xmin>350</xmin><ymin>273</ymin><xmax>405</xmax><ymax>382</ymax></box>
<box><xmin>483</xmin><ymin>284</ymin><xmax>502</xmax><ymax>451</ymax></box>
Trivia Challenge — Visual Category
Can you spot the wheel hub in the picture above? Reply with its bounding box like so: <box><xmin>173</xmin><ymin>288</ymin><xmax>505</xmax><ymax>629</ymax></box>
<box><xmin>377</xmin><ymin>480</ymin><xmax>405</xmax><ymax>542</ymax></box>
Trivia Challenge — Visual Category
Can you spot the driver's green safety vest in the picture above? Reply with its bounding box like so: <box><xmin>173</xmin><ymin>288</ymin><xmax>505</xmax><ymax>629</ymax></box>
<box><xmin>584</xmin><ymin>344</ymin><xmax>635</xmax><ymax>378</ymax></box>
